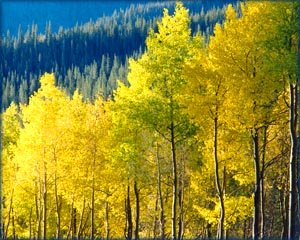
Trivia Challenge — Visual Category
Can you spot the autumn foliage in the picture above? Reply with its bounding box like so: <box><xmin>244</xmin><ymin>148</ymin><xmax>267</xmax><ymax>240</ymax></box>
<box><xmin>2</xmin><ymin>2</ymin><xmax>298</xmax><ymax>239</ymax></box>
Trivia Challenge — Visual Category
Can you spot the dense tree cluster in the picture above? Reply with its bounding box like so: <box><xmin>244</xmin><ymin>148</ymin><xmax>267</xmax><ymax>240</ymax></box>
<box><xmin>1</xmin><ymin>1</ymin><xmax>228</xmax><ymax>110</ymax></box>
<box><xmin>2</xmin><ymin>1</ymin><xmax>299</xmax><ymax>240</ymax></box>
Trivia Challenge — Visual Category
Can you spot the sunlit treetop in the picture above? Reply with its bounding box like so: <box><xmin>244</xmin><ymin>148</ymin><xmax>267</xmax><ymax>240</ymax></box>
<box><xmin>40</xmin><ymin>72</ymin><xmax>55</xmax><ymax>88</ymax></box>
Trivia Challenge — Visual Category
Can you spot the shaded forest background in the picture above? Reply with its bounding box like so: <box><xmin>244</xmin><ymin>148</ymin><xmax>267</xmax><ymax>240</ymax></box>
<box><xmin>1</xmin><ymin>0</ymin><xmax>231</xmax><ymax>109</ymax></box>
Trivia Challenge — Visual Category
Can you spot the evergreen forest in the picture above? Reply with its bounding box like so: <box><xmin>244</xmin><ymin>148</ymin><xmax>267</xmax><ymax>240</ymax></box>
<box><xmin>1</xmin><ymin>1</ymin><xmax>299</xmax><ymax>240</ymax></box>
<box><xmin>1</xmin><ymin>1</ymin><xmax>228</xmax><ymax>109</ymax></box>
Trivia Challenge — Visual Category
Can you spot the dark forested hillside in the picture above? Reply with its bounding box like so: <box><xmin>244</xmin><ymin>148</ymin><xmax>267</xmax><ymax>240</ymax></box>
<box><xmin>1</xmin><ymin>1</ymin><xmax>231</xmax><ymax>110</ymax></box>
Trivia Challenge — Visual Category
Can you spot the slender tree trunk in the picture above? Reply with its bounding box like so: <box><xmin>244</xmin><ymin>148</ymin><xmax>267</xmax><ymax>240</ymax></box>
<box><xmin>77</xmin><ymin>198</ymin><xmax>86</xmax><ymax>240</ymax></box>
<box><xmin>73</xmin><ymin>208</ymin><xmax>77</xmax><ymax>240</ymax></box>
<box><xmin>280</xmin><ymin>187</ymin><xmax>288</xmax><ymax>240</ymax></box>
<box><xmin>126</xmin><ymin>185</ymin><xmax>133</xmax><ymax>240</ymax></box>
<box><xmin>222</xmin><ymin>166</ymin><xmax>226</xmax><ymax>198</ymax></box>
<box><xmin>67</xmin><ymin>199</ymin><xmax>74</xmax><ymax>240</ymax></box>
<box><xmin>5</xmin><ymin>189</ymin><xmax>14</xmax><ymax>239</ymax></box>
<box><xmin>91</xmin><ymin>177</ymin><xmax>95</xmax><ymax>240</ymax></box>
<box><xmin>91</xmin><ymin>149</ymin><xmax>96</xmax><ymax>240</ymax></box>
<box><xmin>171</xmin><ymin>120</ymin><xmax>178</xmax><ymax>240</ymax></box>
<box><xmin>260</xmin><ymin>126</ymin><xmax>267</xmax><ymax>240</ymax></box>
<box><xmin>12</xmin><ymin>208</ymin><xmax>15</xmax><ymax>240</ymax></box>
<box><xmin>243</xmin><ymin>219</ymin><xmax>247</xmax><ymax>240</ymax></box>
<box><xmin>177</xmin><ymin>188</ymin><xmax>183</xmax><ymax>240</ymax></box>
<box><xmin>213</xmin><ymin>116</ymin><xmax>225</xmax><ymax>240</ymax></box>
<box><xmin>153</xmin><ymin>192</ymin><xmax>158</xmax><ymax>238</ymax></box>
<box><xmin>269</xmin><ymin>208</ymin><xmax>275</xmax><ymax>238</ymax></box>
<box><xmin>288</xmin><ymin>83</ymin><xmax>297</xmax><ymax>240</ymax></box>
<box><xmin>252</xmin><ymin>129</ymin><xmax>260</xmax><ymax>240</ymax></box>
<box><xmin>81</xmin><ymin>208</ymin><xmax>90</xmax><ymax>237</ymax></box>
<box><xmin>156</xmin><ymin>143</ymin><xmax>165</xmax><ymax>239</ymax></box>
<box><xmin>35</xmin><ymin>187</ymin><xmax>41</xmax><ymax>240</ymax></box>
<box><xmin>124</xmin><ymin>198</ymin><xmax>127</xmax><ymax>239</ymax></box>
<box><xmin>206</xmin><ymin>223</ymin><xmax>212</xmax><ymax>239</ymax></box>
<box><xmin>178</xmin><ymin>156</ymin><xmax>185</xmax><ymax>240</ymax></box>
<box><xmin>223</xmin><ymin>166</ymin><xmax>227</xmax><ymax>239</ymax></box>
<box><xmin>55</xmin><ymin>174</ymin><xmax>61</xmax><ymax>240</ymax></box>
<box><xmin>70</xmin><ymin>206</ymin><xmax>77</xmax><ymax>240</ymax></box>
<box><xmin>134</xmin><ymin>181</ymin><xmax>140</xmax><ymax>240</ymax></box>
<box><xmin>29</xmin><ymin>207</ymin><xmax>32</xmax><ymax>240</ymax></box>
<box><xmin>43</xmin><ymin>166</ymin><xmax>47</xmax><ymax>240</ymax></box>
<box><xmin>105</xmin><ymin>200</ymin><xmax>110</xmax><ymax>240</ymax></box>
<box><xmin>53</xmin><ymin>148</ymin><xmax>61</xmax><ymax>240</ymax></box>
<box><xmin>260</xmin><ymin>174</ymin><xmax>265</xmax><ymax>239</ymax></box>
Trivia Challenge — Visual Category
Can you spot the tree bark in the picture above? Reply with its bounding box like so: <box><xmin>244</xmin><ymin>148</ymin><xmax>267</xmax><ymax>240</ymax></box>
<box><xmin>260</xmin><ymin>126</ymin><xmax>267</xmax><ymax>240</ymax></box>
<box><xmin>177</xmin><ymin>188</ymin><xmax>184</xmax><ymax>240</ymax></box>
<box><xmin>252</xmin><ymin>129</ymin><xmax>260</xmax><ymax>240</ymax></box>
<box><xmin>206</xmin><ymin>223</ymin><xmax>212</xmax><ymax>239</ymax></box>
<box><xmin>55</xmin><ymin>174</ymin><xmax>61</xmax><ymax>240</ymax></box>
<box><xmin>153</xmin><ymin>192</ymin><xmax>158</xmax><ymax>238</ymax></box>
<box><xmin>66</xmin><ymin>199</ymin><xmax>74</xmax><ymax>240</ymax></box>
<box><xmin>171</xmin><ymin>120</ymin><xmax>178</xmax><ymax>240</ymax></box>
<box><xmin>243</xmin><ymin>219</ymin><xmax>247</xmax><ymax>240</ymax></box>
<box><xmin>91</xmin><ymin>173</ymin><xmax>95</xmax><ymax>240</ymax></box>
<box><xmin>134</xmin><ymin>181</ymin><xmax>140</xmax><ymax>240</ymax></box>
<box><xmin>72</xmin><ymin>208</ymin><xmax>77</xmax><ymax>240</ymax></box>
<box><xmin>29</xmin><ymin>207</ymin><xmax>32</xmax><ymax>240</ymax></box>
<box><xmin>77</xmin><ymin>198</ymin><xmax>85</xmax><ymax>240</ymax></box>
<box><xmin>260</xmin><ymin>172</ymin><xmax>265</xmax><ymax>239</ymax></box>
<box><xmin>81</xmin><ymin>208</ymin><xmax>90</xmax><ymax>238</ymax></box>
<box><xmin>124</xmin><ymin>198</ymin><xmax>127</xmax><ymax>239</ymax></box>
<box><xmin>178</xmin><ymin>155</ymin><xmax>185</xmax><ymax>240</ymax></box>
<box><xmin>105</xmin><ymin>200</ymin><xmax>110</xmax><ymax>240</ymax></box>
<box><xmin>280</xmin><ymin>183</ymin><xmax>288</xmax><ymax>240</ymax></box>
<box><xmin>5</xmin><ymin>189</ymin><xmax>14</xmax><ymax>239</ymax></box>
<box><xmin>288</xmin><ymin>83</ymin><xmax>298</xmax><ymax>240</ymax></box>
<box><xmin>213</xmin><ymin>116</ymin><xmax>225</xmax><ymax>240</ymax></box>
<box><xmin>126</xmin><ymin>185</ymin><xmax>133</xmax><ymax>240</ymax></box>
<box><xmin>53</xmin><ymin>147</ymin><xmax>61</xmax><ymax>240</ymax></box>
<box><xmin>43</xmin><ymin>165</ymin><xmax>47</xmax><ymax>240</ymax></box>
<box><xmin>12</xmin><ymin>208</ymin><xmax>15</xmax><ymax>240</ymax></box>
<box><xmin>35</xmin><ymin>186</ymin><xmax>41</xmax><ymax>240</ymax></box>
<box><xmin>156</xmin><ymin>143</ymin><xmax>165</xmax><ymax>239</ymax></box>
<box><xmin>91</xmin><ymin>144</ymin><xmax>97</xmax><ymax>240</ymax></box>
